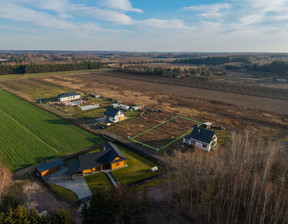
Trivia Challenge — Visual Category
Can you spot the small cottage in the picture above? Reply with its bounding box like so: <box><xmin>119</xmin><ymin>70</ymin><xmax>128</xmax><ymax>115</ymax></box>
<box><xmin>58</xmin><ymin>92</ymin><xmax>80</xmax><ymax>102</ymax></box>
<box><xmin>36</xmin><ymin>158</ymin><xmax>64</xmax><ymax>177</ymax></box>
<box><xmin>104</xmin><ymin>107</ymin><xmax>125</xmax><ymax>123</ymax></box>
<box><xmin>68</xmin><ymin>142</ymin><xmax>127</xmax><ymax>176</ymax></box>
<box><xmin>183</xmin><ymin>127</ymin><xmax>217</xmax><ymax>151</ymax></box>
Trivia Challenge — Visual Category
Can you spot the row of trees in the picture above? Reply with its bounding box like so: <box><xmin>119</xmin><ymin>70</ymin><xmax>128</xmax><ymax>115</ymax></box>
<box><xmin>81</xmin><ymin>189</ymin><xmax>151</xmax><ymax>224</ymax></box>
<box><xmin>118</xmin><ymin>65</ymin><xmax>214</xmax><ymax>77</ymax></box>
<box><xmin>176</xmin><ymin>56</ymin><xmax>253</xmax><ymax>66</ymax></box>
<box><xmin>0</xmin><ymin>61</ymin><xmax>107</xmax><ymax>75</ymax></box>
<box><xmin>0</xmin><ymin>206</ymin><xmax>74</xmax><ymax>224</ymax></box>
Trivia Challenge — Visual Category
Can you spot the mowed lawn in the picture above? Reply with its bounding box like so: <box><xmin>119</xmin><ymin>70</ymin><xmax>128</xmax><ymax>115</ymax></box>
<box><xmin>0</xmin><ymin>90</ymin><xmax>103</xmax><ymax>171</ymax></box>
<box><xmin>111</xmin><ymin>145</ymin><xmax>161</xmax><ymax>186</ymax></box>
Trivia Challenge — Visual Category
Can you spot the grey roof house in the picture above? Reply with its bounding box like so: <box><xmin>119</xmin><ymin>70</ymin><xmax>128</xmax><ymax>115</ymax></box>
<box><xmin>183</xmin><ymin>127</ymin><xmax>217</xmax><ymax>151</ymax></box>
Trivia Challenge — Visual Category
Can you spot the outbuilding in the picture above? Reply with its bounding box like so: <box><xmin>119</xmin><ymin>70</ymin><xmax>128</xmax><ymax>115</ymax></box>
<box><xmin>36</xmin><ymin>158</ymin><xmax>64</xmax><ymax>177</ymax></box>
<box><xmin>58</xmin><ymin>92</ymin><xmax>80</xmax><ymax>102</ymax></box>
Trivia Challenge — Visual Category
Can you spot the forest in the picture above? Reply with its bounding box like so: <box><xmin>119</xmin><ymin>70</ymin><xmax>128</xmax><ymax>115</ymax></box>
<box><xmin>0</xmin><ymin>61</ymin><xmax>106</xmax><ymax>75</ymax></box>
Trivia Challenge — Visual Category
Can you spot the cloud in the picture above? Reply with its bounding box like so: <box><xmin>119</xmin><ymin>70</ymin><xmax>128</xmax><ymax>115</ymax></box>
<box><xmin>101</xmin><ymin>0</ymin><xmax>143</xmax><ymax>13</ymax></box>
<box><xmin>136</xmin><ymin>18</ymin><xmax>194</xmax><ymax>30</ymax></box>
<box><xmin>70</xmin><ymin>5</ymin><xmax>134</xmax><ymax>25</ymax></box>
<box><xmin>181</xmin><ymin>3</ymin><xmax>231</xmax><ymax>20</ymax></box>
<box><xmin>0</xmin><ymin>2</ymin><xmax>74</xmax><ymax>29</ymax></box>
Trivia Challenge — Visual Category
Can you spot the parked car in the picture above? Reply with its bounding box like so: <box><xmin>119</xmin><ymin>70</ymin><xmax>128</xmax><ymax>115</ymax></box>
<box><xmin>166</xmin><ymin>149</ymin><xmax>175</xmax><ymax>157</ymax></box>
<box><xmin>99</xmin><ymin>125</ymin><xmax>105</xmax><ymax>129</ymax></box>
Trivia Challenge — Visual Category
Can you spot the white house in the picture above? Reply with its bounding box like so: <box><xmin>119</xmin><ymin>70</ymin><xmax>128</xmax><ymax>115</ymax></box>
<box><xmin>183</xmin><ymin>127</ymin><xmax>217</xmax><ymax>151</ymax></box>
<box><xmin>58</xmin><ymin>92</ymin><xmax>80</xmax><ymax>102</ymax></box>
<box><xmin>104</xmin><ymin>107</ymin><xmax>125</xmax><ymax>123</ymax></box>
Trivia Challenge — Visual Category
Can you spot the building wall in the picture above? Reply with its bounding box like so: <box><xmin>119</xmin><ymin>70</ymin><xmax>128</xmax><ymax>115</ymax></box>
<box><xmin>39</xmin><ymin>166</ymin><xmax>59</xmax><ymax>177</ymax></box>
<box><xmin>58</xmin><ymin>95</ymin><xmax>80</xmax><ymax>102</ymax></box>
<box><xmin>110</xmin><ymin>160</ymin><xmax>126</xmax><ymax>170</ymax></box>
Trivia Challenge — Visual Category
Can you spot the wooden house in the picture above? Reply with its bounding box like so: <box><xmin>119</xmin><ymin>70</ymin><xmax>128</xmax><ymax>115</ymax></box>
<box><xmin>36</xmin><ymin>158</ymin><xmax>64</xmax><ymax>177</ymax></box>
<box><xmin>104</xmin><ymin>107</ymin><xmax>125</xmax><ymax>123</ymax></box>
<box><xmin>58</xmin><ymin>92</ymin><xmax>80</xmax><ymax>102</ymax></box>
<box><xmin>68</xmin><ymin>142</ymin><xmax>127</xmax><ymax>176</ymax></box>
<box><xmin>183</xmin><ymin>127</ymin><xmax>217</xmax><ymax>151</ymax></box>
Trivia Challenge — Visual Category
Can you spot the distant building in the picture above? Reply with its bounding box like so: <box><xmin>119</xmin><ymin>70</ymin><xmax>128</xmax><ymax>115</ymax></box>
<box><xmin>68</xmin><ymin>142</ymin><xmax>127</xmax><ymax>176</ymax></box>
<box><xmin>118</xmin><ymin>104</ymin><xmax>129</xmax><ymax>111</ymax></box>
<box><xmin>35</xmin><ymin>158</ymin><xmax>64</xmax><ymax>177</ymax></box>
<box><xmin>104</xmin><ymin>107</ymin><xmax>125</xmax><ymax>123</ymax></box>
<box><xmin>58</xmin><ymin>92</ymin><xmax>80</xmax><ymax>102</ymax></box>
<box><xmin>183</xmin><ymin>127</ymin><xmax>217</xmax><ymax>151</ymax></box>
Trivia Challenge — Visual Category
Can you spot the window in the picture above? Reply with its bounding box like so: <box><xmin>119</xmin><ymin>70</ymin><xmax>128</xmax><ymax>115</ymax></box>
<box><xmin>116</xmin><ymin>162</ymin><xmax>119</xmax><ymax>166</ymax></box>
<box><xmin>203</xmin><ymin>144</ymin><xmax>207</xmax><ymax>148</ymax></box>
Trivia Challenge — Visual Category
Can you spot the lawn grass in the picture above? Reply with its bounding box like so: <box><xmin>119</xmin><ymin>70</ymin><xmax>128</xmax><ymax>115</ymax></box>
<box><xmin>0</xmin><ymin>90</ymin><xmax>103</xmax><ymax>171</ymax></box>
<box><xmin>111</xmin><ymin>145</ymin><xmax>161</xmax><ymax>186</ymax></box>
<box><xmin>49</xmin><ymin>183</ymin><xmax>79</xmax><ymax>203</ymax></box>
<box><xmin>85</xmin><ymin>172</ymin><xmax>113</xmax><ymax>194</ymax></box>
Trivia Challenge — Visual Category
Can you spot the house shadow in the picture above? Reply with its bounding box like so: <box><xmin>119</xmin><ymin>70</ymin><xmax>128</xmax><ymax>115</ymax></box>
<box><xmin>35</xmin><ymin>156</ymin><xmax>57</xmax><ymax>163</ymax></box>
<box><xmin>37</xmin><ymin>97</ymin><xmax>58</xmax><ymax>103</ymax></box>
<box><xmin>46</xmin><ymin>119</ymin><xmax>72</xmax><ymax>125</ymax></box>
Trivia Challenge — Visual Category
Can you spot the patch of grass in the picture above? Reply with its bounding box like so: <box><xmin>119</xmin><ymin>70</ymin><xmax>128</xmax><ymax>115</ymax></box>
<box><xmin>85</xmin><ymin>173</ymin><xmax>113</xmax><ymax>194</ymax></box>
<box><xmin>49</xmin><ymin>183</ymin><xmax>79</xmax><ymax>203</ymax></box>
<box><xmin>211</xmin><ymin>128</ymin><xmax>232</xmax><ymax>146</ymax></box>
<box><xmin>0</xmin><ymin>74</ymin><xmax>22</xmax><ymax>80</ymax></box>
<box><xmin>112</xmin><ymin>145</ymin><xmax>162</xmax><ymax>186</ymax></box>
<box><xmin>0</xmin><ymin>68</ymin><xmax>111</xmax><ymax>81</ymax></box>
<box><xmin>125</xmin><ymin>110</ymin><xmax>141</xmax><ymax>119</ymax></box>
<box><xmin>0</xmin><ymin>90</ymin><xmax>103</xmax><ymax>171</ymax></box>
<box><xmin>132</xmin><ymin>176</ymin><xmax>170</xmax><ymax>192</ymax></box>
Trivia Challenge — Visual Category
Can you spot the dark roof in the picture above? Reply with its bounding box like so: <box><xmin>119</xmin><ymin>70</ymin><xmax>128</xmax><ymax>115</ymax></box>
<box><xmin>77</xmin><ymin>142</ymin><xmax>127</xmax><ymax>172</ymax></box>
<box><xmin>67</xmin><ymin>159</ymin><xmax>80</xmax><ymax>176</ymax></box>
<box><xmin>184</xmin><ymin>127</ymin><xmax>215</xmax><ymax>144</ymax></box>
<box><xmin>36</xmin><ymin>158</ymin><xmax>64</xmax><ymax>173</ymax></box>
<box><xmin>58</xmin><ymin>92</ymin><xmax>80</xmax><ymax>98</ymax></box>
<box><xmin>104</xmin><ymin>107</ymin><xmax>122</xmax><ymax>117</ymax></box>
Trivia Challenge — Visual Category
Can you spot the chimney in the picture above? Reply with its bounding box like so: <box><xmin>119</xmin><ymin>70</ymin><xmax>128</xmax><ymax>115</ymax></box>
<box><xmin>198</xmin><ymin>129</ymin><xmax>201</xmax><ymax>135</ymax></box>
<box><xmin>103</xmin><ymin>145</ymin><xmax>106</xmax><ymax>151</ymax></box>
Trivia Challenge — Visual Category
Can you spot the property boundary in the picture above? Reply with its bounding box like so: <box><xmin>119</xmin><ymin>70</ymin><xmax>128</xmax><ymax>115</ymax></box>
<box><xmin>130</xmin><ymin>115</ymin><xmax>202</xmax><ymax>151</ymax></box>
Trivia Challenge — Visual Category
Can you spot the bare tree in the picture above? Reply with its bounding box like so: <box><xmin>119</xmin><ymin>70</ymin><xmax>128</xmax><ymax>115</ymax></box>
<box><xmin>0</xmin><ymin>160</ymin><xmax>12</xmax><ymax>204</ymax></box>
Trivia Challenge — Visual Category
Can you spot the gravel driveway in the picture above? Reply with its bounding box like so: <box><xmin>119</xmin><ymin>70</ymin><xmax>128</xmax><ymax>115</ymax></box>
<box><xmin>44</xmin><ymin>166</ymin><xmax>92</xmax><ymax>200</ymax></box>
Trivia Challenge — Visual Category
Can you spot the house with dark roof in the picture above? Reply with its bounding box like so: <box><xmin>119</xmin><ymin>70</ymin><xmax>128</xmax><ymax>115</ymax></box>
<box><xmin>183</xmin><ymin>127</ymin><xmax>217</xmax><ymax>151</ymax></box>
<box><xmin>68</xmin><ymin>142</ymin><xmax>127</xmax><ymax>176</ymax></box>
<box><xmin>36</xmin><ymin>158</ymin><xmax>64</xmax><ymax>177</ymax></box>
<box><xmin>104</xmin><ymin>106</ymin><xmax>125</xmax><ymax>123</ymax></box>
<box><xmin>57</xmin><ymin>92</ymin><xmax>80</xmax><ymax>102</ymax></box>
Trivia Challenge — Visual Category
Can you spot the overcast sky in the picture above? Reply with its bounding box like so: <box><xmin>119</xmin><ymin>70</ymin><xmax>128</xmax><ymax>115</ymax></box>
<box><xmin>0</xmin><ymin>0</ymin><xmax>288</xmax><ymax>52</ymax></box>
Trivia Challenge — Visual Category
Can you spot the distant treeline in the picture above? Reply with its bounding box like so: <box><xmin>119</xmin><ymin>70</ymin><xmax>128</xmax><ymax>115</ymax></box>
<box><xmin>0</xmin><ymin>61</ymin><xmax>107</xmax><ymax>75</ymax></box>
<box><xmin>250</xmin><ymin>60</ymin><xmax>288</xmax><ymax>77</ymax></box>
<box><xmin>176</xmin><ymin>56</ymin><xmax>253</xmax><ymax>66</ymax></box>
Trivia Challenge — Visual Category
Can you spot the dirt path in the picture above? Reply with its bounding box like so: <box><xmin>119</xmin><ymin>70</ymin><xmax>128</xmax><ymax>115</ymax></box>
<box><xmin>88</xmin><ymin>73</ymin><xmax>288</xmax><ymax>115</ymax></box>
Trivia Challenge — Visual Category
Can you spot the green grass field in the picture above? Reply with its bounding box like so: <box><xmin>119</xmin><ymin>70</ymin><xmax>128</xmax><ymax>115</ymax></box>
<box><xmin>85</xmin><ymin>173</ymin><xmax>113</xmax><ymax>194</ymax></box>
<box><xmin>49</xmin><ymin>183</ymin><xmax>79</xmax><ymax>203</ymax></box>
<box><xmin>0</xmin><ymin>90</ymin><xmax>103</xmax><ymax>171</ymax></box>
<box><xmin>111</xmin><ymin>145</ymin><xmax>161</xmax><ymax>186</ymax></box>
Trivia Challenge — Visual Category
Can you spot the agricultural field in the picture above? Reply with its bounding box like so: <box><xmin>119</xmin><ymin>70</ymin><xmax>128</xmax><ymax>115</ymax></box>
<box><xmin>130</xmin><ymin>116</ymin><xmax>201</xmax><ymax>151</ymax></box>
<box><xmin>0</xmin><ymin>90</ymin><xmax>103</xmax><ymax>171</ymax></box>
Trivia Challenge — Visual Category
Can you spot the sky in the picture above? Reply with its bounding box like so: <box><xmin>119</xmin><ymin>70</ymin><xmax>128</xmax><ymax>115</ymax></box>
<box><xmin>0</xmin><ymin>0</ymin><xmax>288</xmax><ymax>52</ymax></box>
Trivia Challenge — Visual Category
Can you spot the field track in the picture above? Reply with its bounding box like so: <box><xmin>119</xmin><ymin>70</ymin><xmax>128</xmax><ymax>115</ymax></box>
<box><xmin>87</xmin><ymin>73</ymin><xmax>288</xmax><ymax>115</ymax></box>
<box><xmin>0</xmin><ymin>90</ymin><xmax>102</xmax><ymax>171</ymax></box>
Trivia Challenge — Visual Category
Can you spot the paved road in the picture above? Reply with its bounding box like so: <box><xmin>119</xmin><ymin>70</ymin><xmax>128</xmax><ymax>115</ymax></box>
<box><xmin>106</xmin><ymin>172</ymin><xmax>118</xmax><ymax>188</ymax></box>
<box><xmin>44</xmin><ymin>167</ymin><xmax>92</xmax><ymax>200</ymax></box>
